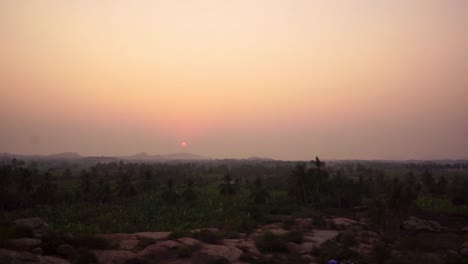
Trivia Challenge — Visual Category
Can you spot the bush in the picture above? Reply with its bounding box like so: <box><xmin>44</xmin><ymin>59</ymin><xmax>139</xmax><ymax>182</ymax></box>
<box><xmin>191</xmin><ymin>229</ymin><xmax>221</xmax><ymax>244</ymax></box>
<box><xmin>221</xmin><ymin>230</ymin><xmax>241</xmax><ymax>239</ymax></box>
<box><xmin>282</xmin><ymin>230</ymin><xmax>303</xmax><ymax>244</ymax></box>
<box><xmin>168</xmin><ymin>230</ymin><xmax>188</xmax><ymax>240</ymax></box>
<box><xmin>71</xmin><ymin>234</ymin><xmax>111</xmax><ymax>250</ymax></box>
<box><xmin>255</xmin><ymin>232</ymin><xmax>288</xmax><ymax>253</ymax></box>
<box><xmin>282</xmin><ymin>217</ymin><xmax>295</xmax><ymax>230</ymax></box>
<box><xmin>137</xmin><ymin>237</ymin><xmax>156</xmax><ymax>250</ymax></box>
<box><xmin>373</xmin><ymin>241</ymin><xmax>391</xmax><ymax>264</ymax></box>
<box><xmin>338</xmin><ymin>230</ymin><xmax>357</xmax><ymax>247</ymax></box>
<box><xmin>177</xmin><ymin>245</ymin><xmax>192</xmax><ymax>258</ymax></box>
<box><xmin>41</xmin><ymin>231</ymin><xmax>71</xmax><ymax>254</ymax></box>
<box><xmin>317</xmin><ymin>240</ymin><xmax>360</xmax><ymax>263</ymax></box>
<box><xmin>74</xmin><ymin>248</ymin><xmax>98</xmax><ymax>264</ymax></box>
<box><xmin>0</xmin><ymin>222</ymin><xmax>33</xmax><ymax>239</ymax></box>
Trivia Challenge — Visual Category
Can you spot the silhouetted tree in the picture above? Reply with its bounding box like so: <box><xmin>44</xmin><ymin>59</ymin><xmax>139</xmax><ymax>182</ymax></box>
<box><xmin>288</xmin><ymin>163</ymin><xmax>308</xmax><ymax>205</ymax></box>
<box><xmin>250</xmin><ymin>176</ymin><xmax>270</xmax><ymax>204</ymax></box>
<box><xmin>161</xmin><ymin>179</ymin><xmax>178</xmax><ymax>203</ymax></box>
<box><xmin>219</xmin><ymin>172</ymin><xmax>237</xmax><ymax>197</ymax></box>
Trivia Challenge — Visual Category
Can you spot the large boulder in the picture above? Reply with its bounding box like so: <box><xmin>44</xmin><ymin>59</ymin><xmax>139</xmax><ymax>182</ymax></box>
<box><xmin>461</xmin><ymin>241</ymin><xmax>468</xmax><ymax>257</ymax></box>
<box><xmin>39</xmin><ymin>256</ymin><xmax>72</xmax><ymax>264</ymax></box>
<box><xmin>223</xmin><ymin>239</ymin><xmax>260</xmax><ymax>255</ymax></box>
<box><xmin>15</xmin><ymin>218</ymin><xmax>49</xmax><ymax>238</ymax></box>
<box><xmin>56</xmin><ymin>244</ymin><xmax>77</xmax><ymax>259</ymax></box>
<box><xmin>96</xmin><ymin>233</ymin><xmax>139</xmax><ymax>250</ymax></box>
<box><xmin>402</xmin><ymin>217</ymin><xmax>444</xmax><ymax>233</ymax></box>
<box><xmin>3</xmin><ymin>238</ymin><xmax>42</xmax><ymax>251</ymax></box>
<box><xmin>138</xmin><ymin>244</ymin><xmax>173</xmax><ymax>260</ymax></box>
<box><xmin>0</xmin><ymin>248</ymin><xmax>19</xmax><ymax>261</ymax></box>
<box><xmin>326</xmin><ymin>217</ymin><xmax>365</xmax><ymax>230</ymax></box>
<box><xmin>177</xmin><ymin>238</ymin><xmax>202</xmax><ymax>248</ymax></box>
<box><xmin>15</xmin><ymin>251</ymin><xmax>40</xmax><ymax>262</ymax></box>
<box><xmin>93</xmin><ymin>250</ymin><xmax>139</xmax><ymax>264</ymax></box>
<box><xmin>295</xmin><ymin>218</ymin><xmax>313</xmax><ymax>230</ymax></box>
<box><xmin>303</xmin><ymin>230</ymin><xmax>339</xmax><ymax>246</ymax></box>
<box><xmin>192</xmin><ymin>244</ymin><xmax>242</xmax><ymax>264</ymax></box>
<box><xmin>135</xmin><ymin>232</ymin><xmax>170</xmax><ymax>241</ymax></box>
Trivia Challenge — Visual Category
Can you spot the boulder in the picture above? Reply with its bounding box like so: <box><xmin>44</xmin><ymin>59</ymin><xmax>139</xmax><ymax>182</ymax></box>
<box><xmin>138</xmin><ymin>244</ymin><xmax>173</xmax><ymax>260</ymax></box>
<box><xmin>298</xmin><ymin>242</ymin><xmax>315</xmax><ymax>254</ymax></box>
<box><xmin>4</xmin><ymin>238</ymin><xmax>41</xmax><ymax>251</ymax></box>
<box><xmin>295</xmin><ymin>218</ymin><xmax>313</xmax><ymax>230</ymax></box>
<box><xmin>39</xmin><ymin>256</ymin><xmax>72</xmax><ymax>264</ymax></box>
<box><xmin>135</xmin><ymin>232</ymin><xmax>170</xmax><ymax>241</ymax></box>
<box><xmin>223</xmin><ymin>239</ymin><xmax>260</xmax><ymax>255</ymax></box>
<box><xmin>15</xmin><ymin>218</ymin><xmax>49</xmax><ymax>238</ymax></box>
<box><xmin>461</xmin><ymin>241</ymin><xmax>468</xmax><ymax>257</ymax></box>
<box><xmin>402</xmin><ymin>217</ymin><xmax>444</xmax><ymax>233</ymax></box>
<box><xmin>56</xmin><ymin>244</ymin><xmax>76</xmax><ymax>259</ymax></box>
<box><xmin>32</xmin><ymin>247</ymin><xmax>44</xmax><ymax>255</ymax></box>
<box><xmin>157</xmin><ymin>240</ymin><xmax>181</xmax><ymax>250</ymax></box>
<box><xmin>192</xmin><ymin>244</ymin><xmax>242</xmax><ymax>264</ymax></box>
<box><xmin>177</xmin><ymin>238</ymin><xmax>202</xmax><ymax>247</ymax></box>
<box><xmin>303</xmin><ymin>230</ymin><xmax>339</xmax><ymax>246</ymax></box>
<box><xmin>326</xmin><ymin>217</ymin><xmax>365</xmax><ymax>230</ymax></box>
<box><xmin>93</xmin><ymin>250</ymin><xmax>139</xmax><ymax>264</ymax></box>
<box><xmin>0</xmin><ymin>248</ymin><xmax>19</xmax><ymax>260</ymax></box>
<box><xmin>190</xmin><ymin>228</ymin><xmax>220</xmax><ymax>235</ymax></box>
<box><xmin>16</xmin><ymin>251</ymin><xmax>40</xmax><ymax>262</ymax></box>
<box><xmin>96</xmin><ymin>233</ymin><xmax>139</xmax><ymax>250</ymax></box>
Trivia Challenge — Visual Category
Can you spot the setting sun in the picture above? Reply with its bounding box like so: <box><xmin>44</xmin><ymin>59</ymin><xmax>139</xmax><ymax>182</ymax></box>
<box><xmin>180</xmin><ymin>141</ymin><xmax>188</xmax><ymax>148</ymax></box>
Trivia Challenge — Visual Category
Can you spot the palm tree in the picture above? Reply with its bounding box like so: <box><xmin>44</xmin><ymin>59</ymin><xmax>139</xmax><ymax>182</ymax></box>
<box><xmin>219</xmin><ymin>172</ymin><xmax>237</xmax><ymax>197</ymax></box>
<box><xmin>250</xmin><ymin>176</ymin><xmax>270</xmax><ymax>204</ymax></box>
<box><xmin>309</xmin><ymin>156</ymin><xmax>328</xmax><ymax>204</ymax></box>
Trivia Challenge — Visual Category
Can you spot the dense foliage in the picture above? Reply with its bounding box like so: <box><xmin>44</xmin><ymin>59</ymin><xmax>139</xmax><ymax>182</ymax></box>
<box><xmin>0</xmin><ymin>157</ymin><xmax>467</xmax><ymax>235</ymax></box>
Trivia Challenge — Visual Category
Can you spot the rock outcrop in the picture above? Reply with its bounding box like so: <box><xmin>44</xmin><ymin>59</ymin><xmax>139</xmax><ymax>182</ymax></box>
<box><xmin>402</xmin><ymin>217</ymin><xmax>445</xmax><ymax>233</ymax></box>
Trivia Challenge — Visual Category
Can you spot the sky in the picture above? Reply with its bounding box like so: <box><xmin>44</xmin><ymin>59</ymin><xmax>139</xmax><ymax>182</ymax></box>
<box><xmin>0</xmin><ymin>0</ymin><xmax>467</xmax><ymax>160</ymax></box>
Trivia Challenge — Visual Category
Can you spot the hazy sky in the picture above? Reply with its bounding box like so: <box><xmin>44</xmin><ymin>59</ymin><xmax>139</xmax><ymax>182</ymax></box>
<box><xmin>1</xmin><ymin>0</ymin><xmax>467</xmax><ymax>160</ymax></box>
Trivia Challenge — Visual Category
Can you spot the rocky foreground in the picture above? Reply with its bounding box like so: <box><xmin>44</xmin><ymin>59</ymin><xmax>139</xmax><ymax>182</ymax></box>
<box><xmin>1</xmin><ymin>216</ymin><xmax>467</xmax><ymax>264</ymax></box>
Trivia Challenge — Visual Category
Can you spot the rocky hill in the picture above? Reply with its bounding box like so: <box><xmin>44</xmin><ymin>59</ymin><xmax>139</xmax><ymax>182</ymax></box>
<box><xmin>1</xmin><ymin>215</ymin><xmax>467</xmax><ymax>264</ymax></box>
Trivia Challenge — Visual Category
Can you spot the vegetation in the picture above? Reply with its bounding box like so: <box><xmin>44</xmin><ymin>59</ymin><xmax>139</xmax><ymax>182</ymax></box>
<box><xmin>0</xmin><ymin>157</ymin><xmax>468</xmax><ymax>262</ymax></box>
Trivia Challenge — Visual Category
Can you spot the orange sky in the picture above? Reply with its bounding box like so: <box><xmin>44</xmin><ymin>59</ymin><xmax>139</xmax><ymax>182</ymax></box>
<box><xmin>1</xmin><ymin>0</ymin><xmax>467</xmax><ymax>160</ymax></box>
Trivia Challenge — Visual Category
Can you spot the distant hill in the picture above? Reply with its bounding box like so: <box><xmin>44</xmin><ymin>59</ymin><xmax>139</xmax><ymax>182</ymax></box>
<box><xmin>0</xmin><ymin>152</ymin><xmax>211</xmax><ymax>162</ymax></box>
<box><xmin>247</xmin><ymin>156</ymin><xmax>275</xmax><ymax>161</ymax></box>
<box><xmin>46</xmin><ymin>152</ymin><xmax>82</xmax><ymax>159</ymax></box>
<box><xmin>121</xmin><ymin>152</ymin><xmax>210</xmax><ymax>161</ymax></box>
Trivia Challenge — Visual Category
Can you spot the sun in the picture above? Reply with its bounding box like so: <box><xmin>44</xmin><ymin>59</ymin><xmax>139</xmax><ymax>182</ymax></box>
<box><xmin>180</xmin><ymin>141</ymin><xmax>188</xmax><ymax>148</ymax></box>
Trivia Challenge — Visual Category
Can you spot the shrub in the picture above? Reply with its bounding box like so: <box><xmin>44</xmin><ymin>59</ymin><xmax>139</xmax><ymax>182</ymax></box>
<box><xmin>168</xmin><ymin>230</ymin><xmax>188</xmax><ymax>240</ymax></box>
<box><xmin>41</xmin><ymin>231</ymin><xmax>71</xmax><ymax>254</ymax></box>
<box><xmin>282</xmin><ymin>217</ymin><xmax>295</xmax><ymax>230</ymax></box>
<box><xmin>191</xmin><ymin>229</ymin><xmax>221</xmax><ymax>244</ymax></box>
<box><xmin>176</xmin><ymin>245</ymin><xmax>192</xmax><ymax>258</ymax></box>
<box><xmin>373</xmin><ymin>241</ymin><xmax>391</xmax><ymax>264</ymax></box>
<box><xmin>137</xmin><ymin>237</ymin><xmax>156</xmax><ymax>250</ymax></box>
<box><xmin>317</xmin><ymin>240</ymin><xmax>359</xmax><ymax>263</ymax></box>
<box><xmin>71</xmin><ymin>234</ymin><xmax>111</xmax><ymax>250</ymax></box>
<box><xmin>74</xmin><ymin>248</ymin><xmax>98</xmax><ymax>264</ymax></box>
<box><xmin>255</xmin><ymin>232</ymin><xmax>288</xmax><ymax>253</ymax></box>
<box><xmin>213</xmin><ymin>257</ymin><xmax>229</xmax><ymax>264</ymax></box>
<box><xmin>282</xmin><ymin>230</ymin><xmax>303</xmax><ymax>244</ymax></box>
<box><xmin>0</xmin><ymin>222</ymin><xmax>33</xmax><ymax>240</ymax></box>
<box><xmin>221</xmin><ymin>230</ymin><xmax>241</xmax><ymax>239</ymax></box>
<box><xmin>339</xmin><ymin>230</ymin><xmax>357</xmax><ymax>247</ymax></box>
